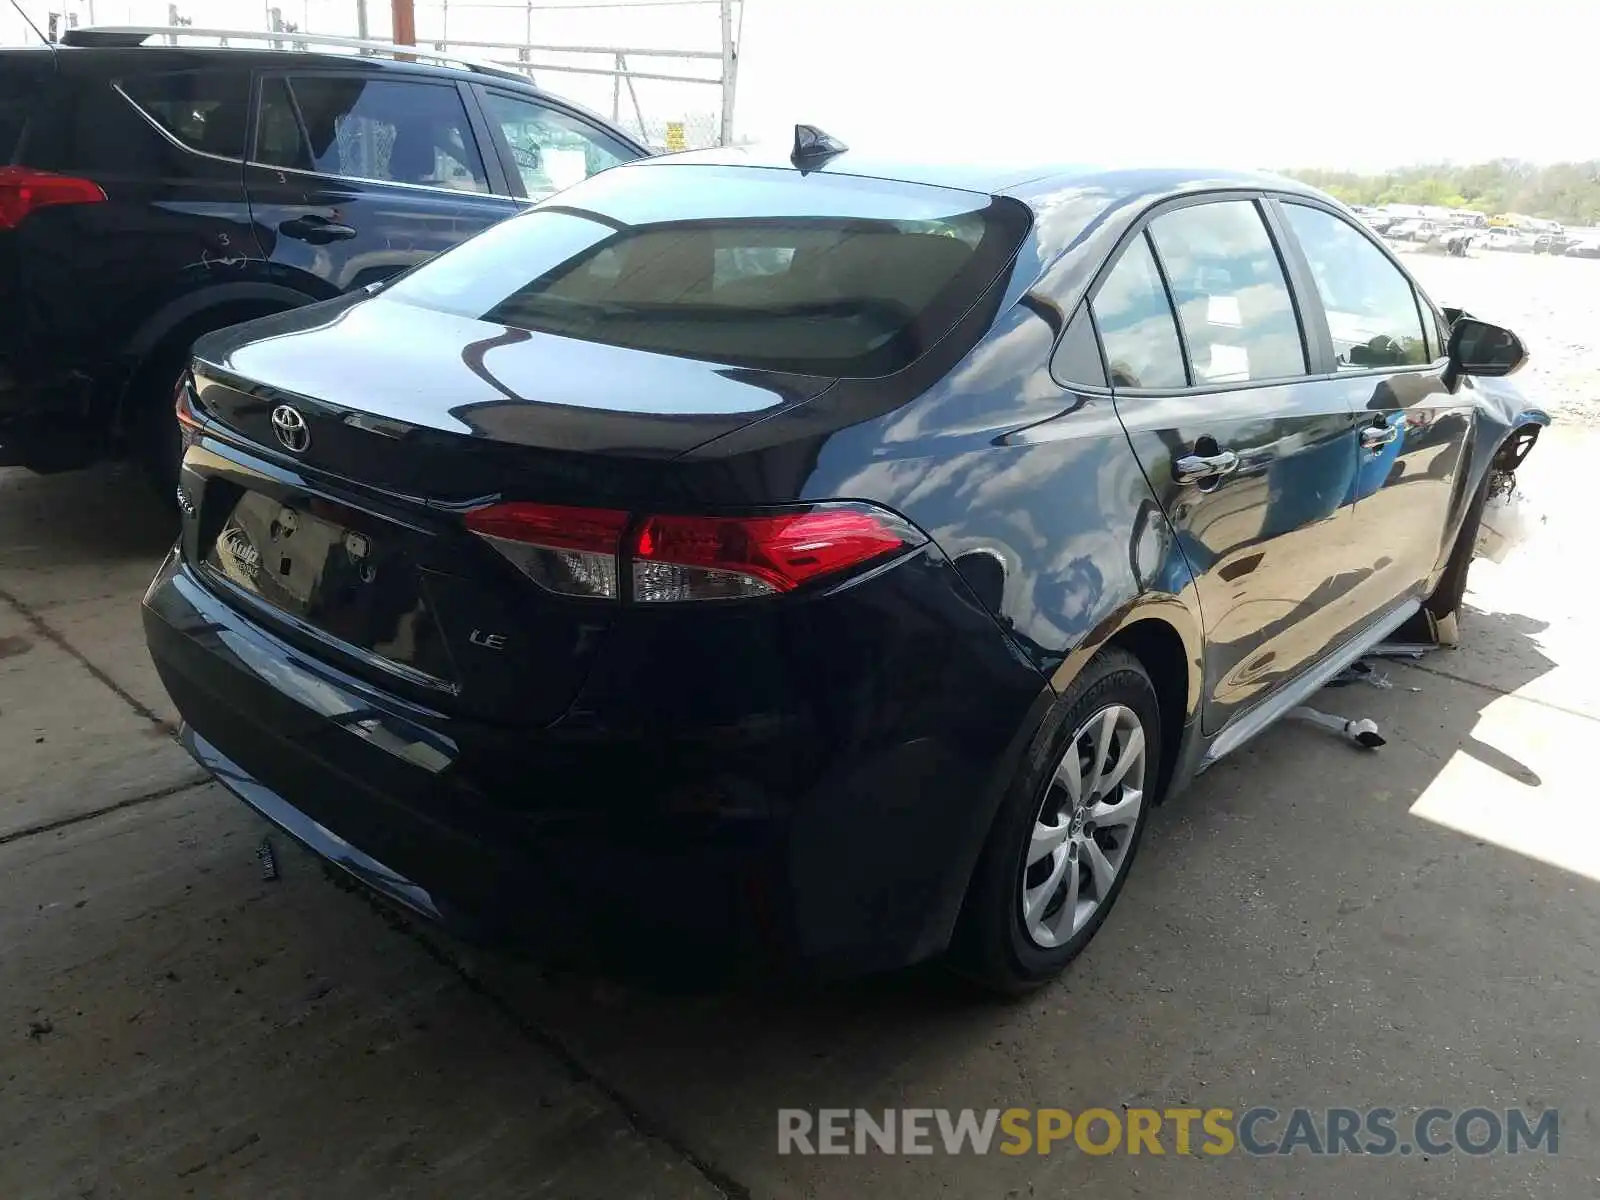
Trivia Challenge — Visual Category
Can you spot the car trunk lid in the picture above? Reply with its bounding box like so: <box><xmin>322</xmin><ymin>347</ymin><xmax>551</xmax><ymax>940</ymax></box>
<box><xmin>184</xmin><ymin>293</ymin><xmax>833</xmax><ymax>725</ymax></box>
<box><xmin>190</xmin><ymin>293</ymin><xmax>832</xmax><ymax>502</ymax></box>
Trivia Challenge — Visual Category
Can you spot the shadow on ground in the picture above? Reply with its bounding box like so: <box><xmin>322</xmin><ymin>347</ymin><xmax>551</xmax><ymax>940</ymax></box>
<box><xmin>0</xmin><ymin>463</ymin><xmax>176</xmax><ymax>572</ymax></box>
<box><xmin>434</xmin><ymin>601</ymin><xmax>1595</xmax><ymax>1197</ymax></box>
<box><xmin>4</xmin><ymin>455</ymin><xmax>1595</xmax><ymax>1198</ymax></box>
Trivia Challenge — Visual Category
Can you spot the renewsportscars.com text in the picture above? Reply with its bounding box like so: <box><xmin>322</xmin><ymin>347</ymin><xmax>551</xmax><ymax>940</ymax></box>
<box><xmin>777</xmin><ymin>1106</ymin><xmax>1559</xmax><ymax>1157</ymax></box>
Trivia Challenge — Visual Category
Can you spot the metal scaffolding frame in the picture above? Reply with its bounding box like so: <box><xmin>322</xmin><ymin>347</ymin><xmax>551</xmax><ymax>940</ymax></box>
<box><xmin>33</xmin><ymin>0</ymin><xmax>741</xmax><ymax>147</ymax></box>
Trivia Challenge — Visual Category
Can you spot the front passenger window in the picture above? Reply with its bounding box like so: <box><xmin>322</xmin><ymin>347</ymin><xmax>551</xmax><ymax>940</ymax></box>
<box><xmin>1280</xmin><ymin>204</ymin><xmax>1429</xmax><ymax>369</ymax></box>
<box><xmin>480</xmin><ymin>92</ymin><xmax>632</xmax><ymax>200</ymax></box>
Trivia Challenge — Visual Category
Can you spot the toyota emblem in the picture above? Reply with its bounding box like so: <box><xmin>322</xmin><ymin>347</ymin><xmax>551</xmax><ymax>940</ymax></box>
<box><xmin>270</xmin><ymin>404</ymin><xmax>310</xmax><ymax>453</ymax></box>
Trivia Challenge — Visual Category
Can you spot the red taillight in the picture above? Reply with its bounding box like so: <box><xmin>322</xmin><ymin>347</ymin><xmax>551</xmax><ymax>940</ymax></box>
<box><xmin>465</xmin><ymin>502</ymin><xmax>629</xmax><ymax>599</ymax></box>
<box><xmin>466</xmin><ymin>501</ymin><xmax>921</xmax><ymax>603</ymax></box>
<box><xmin>630</xmin><ymin>507</ymin><xmax>919</xmax><ymax>601</ymax></box>
<box><xmin>174</xmin><ymin>373</ymin><xmax>204</xmax><ymax>443</ymax></box>
<box><xmin>0</xmin><ymin>167</ymin><xmax>106</xmax><ymax>231</ymax></box>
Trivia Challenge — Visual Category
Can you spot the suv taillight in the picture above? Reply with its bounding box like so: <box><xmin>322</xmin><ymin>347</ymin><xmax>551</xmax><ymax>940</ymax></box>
<box><xmin>0</xmin><ymin>168</ymin><xmax>106</xmax><ymax>231</ymax></box>
<box><xmin>465</xmin><ymin>502</ymin><xmax>924</xmax><ymax>602</ymax></box>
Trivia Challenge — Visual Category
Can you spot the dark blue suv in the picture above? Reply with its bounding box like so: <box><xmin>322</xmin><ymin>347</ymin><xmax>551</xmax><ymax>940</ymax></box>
<box><xmin>0</xmin><ymin>31</ymin><xmax>645</xmax><ymax>488</ymax></box>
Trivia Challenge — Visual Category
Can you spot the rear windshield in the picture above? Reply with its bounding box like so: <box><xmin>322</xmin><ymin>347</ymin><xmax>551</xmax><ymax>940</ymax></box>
<box><xmin>384</xmin><ymin>165</ymin><xmax>1031</xmax><ymax>376</ymax></box>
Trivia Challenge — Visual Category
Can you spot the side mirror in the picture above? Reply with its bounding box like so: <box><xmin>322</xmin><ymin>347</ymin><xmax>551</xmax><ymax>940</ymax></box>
<box><xmin>1446</xmin><ymin>316</ymin><xmax>1526</xmax><ymax>386</ymax></box>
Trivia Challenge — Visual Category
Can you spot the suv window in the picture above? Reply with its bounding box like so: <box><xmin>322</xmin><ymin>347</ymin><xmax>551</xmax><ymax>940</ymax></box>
<box><xmin>256</xmin><ymin>76</ymin><xmax>488</xmax><ymax>193</ymax></box>
<box><xmin>1091</xmin><ymin>233</ymin><xmax>1187</xmax><ymax>390</ymax></box>
<box><xmin>1280</xmin><ymin>204</ymin><xmax>1430</xmax><ymax>370</ymax></box>
<box><xmin>1147</xmin><ymin>200</ymin><xmax>1306</xmax><ymax>383</ymax></box>
<box><xmin>480</xmin><ymin>91</ymin><xmax>632</xmax><ymax>200</ymax></box>
<box><xmin>121</xmin><ymin>71</ymin><xmax>252</xmax><ymax>159</ymax></box>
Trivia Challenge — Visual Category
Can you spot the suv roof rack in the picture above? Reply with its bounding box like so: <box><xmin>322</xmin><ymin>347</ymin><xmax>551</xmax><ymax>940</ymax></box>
<box><xmin>58</xmin><ymin>26</ymin><xmax>530</xmax><ymax>82</ymax></box>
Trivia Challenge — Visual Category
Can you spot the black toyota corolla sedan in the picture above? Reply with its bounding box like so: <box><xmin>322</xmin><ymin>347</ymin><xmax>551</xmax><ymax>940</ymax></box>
<box><xmin>143</xmin><ymin>133</ymin><xmax>1548</xmax><ymax>990</ymax></box>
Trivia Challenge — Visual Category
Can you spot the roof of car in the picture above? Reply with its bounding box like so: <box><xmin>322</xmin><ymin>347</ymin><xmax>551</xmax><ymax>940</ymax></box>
<box><xmin>35</xmin><ymin>40</ymin><xmax>535</xmax><ymax>87</ymax></box>
<box><xmin>630</xmin><ymin>143</ymin><xmax>1327</xmax><ymax>211</ymax></box>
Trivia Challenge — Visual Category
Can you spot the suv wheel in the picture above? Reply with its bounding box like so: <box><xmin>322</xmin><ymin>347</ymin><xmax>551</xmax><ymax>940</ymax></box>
<box><xmin>952</xmin><ymin>647</ymin><xmax>1161</xmax><ymax>993</ymax></box>
<box><xmin>130</xmin><ymin>307</ymin><xmax>289</xmax><ymax>502</ymax></box>
<box><xmin>131</xmin><ymin>339</ymin><xmax>191</xmax><ymax>503</ymax></box>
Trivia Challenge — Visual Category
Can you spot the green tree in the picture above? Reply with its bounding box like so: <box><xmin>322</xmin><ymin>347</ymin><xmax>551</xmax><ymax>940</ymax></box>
<box><xmin>1284</xmin><ymin>160</ymin><xmax>1600</xmax><ymax>225</ymax></box>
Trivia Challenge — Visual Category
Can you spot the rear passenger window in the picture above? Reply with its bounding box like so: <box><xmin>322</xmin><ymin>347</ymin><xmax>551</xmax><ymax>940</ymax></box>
<box><xmin>1148</xmin><ymin>200</ymin><xmax>1306</xmax><ymax>383</ymax></box>
<box><xmin>256</xmin><ymin>76</ymin><xmax>488</xmax><ymax>193</ymax></box>
<box><xmin>1280</xmin><ymin>204</ymin><xmax>1430</xmax><ymax>369</ymax></box>
<box><xmin>1091</xmin><ymin>234</ymin><xmax>1187</xmax><ymax>390</ymax></box>
<box><xmin>121</xmin><ymin>70</ymin><xmax>252</xmax><ymax>159</ymax></box>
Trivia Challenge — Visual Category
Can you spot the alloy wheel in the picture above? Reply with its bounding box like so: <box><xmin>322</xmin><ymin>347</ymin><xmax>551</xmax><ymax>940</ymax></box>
<box><xmin>1020</xmin><ymin>703</ymin><xmax>1147</xmax><ymax>949</ymax></box>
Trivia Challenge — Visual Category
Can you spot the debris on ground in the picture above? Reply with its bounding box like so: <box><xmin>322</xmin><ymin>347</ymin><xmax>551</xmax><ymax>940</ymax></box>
<box><xmin>1331</xmin><ymin>660</ymin><xmax>1393</xmax><ymax>689</ymax></box>
<box><xmin>1290</xmin><ymin>706</ymin><xmax>1387</xmax><ymax>749</ymax></box>
<box><xmin>27</xmin><ymin>1017</ymin><xmax>54</xmax><ymax>1040</ymax></box>
<box><xmin>257</xmin><ymin>837</ymin><xmax>279</xmax><ymax>882</ymax></box>
<box><xmin>1370</xmin><ymin>641</ymin><xmax>1438</xmax><ymax>658</ymax></box>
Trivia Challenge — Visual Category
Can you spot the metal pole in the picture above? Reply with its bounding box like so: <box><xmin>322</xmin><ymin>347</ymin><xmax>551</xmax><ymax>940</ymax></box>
<box><xmin>355</xmin><ymin>0</ymin><xmax>367</xmax><ymax>39</ymax></box>
<box><xmin>612</xmin><ymin>51</ymin><xmax>621</xmax><ymax>123</ymax></box>
<box><xmin>519</xmin><ymin>0</ymin><xmax>531</xmax><ymax>75</ymax></box>
<box><xmin>166</xmin><ymin>1</ymin><xmax>178</xmax><ymax>44</ymax></box>
<box><xmin>624</xmin><ymin>57</ymin><xmax>645</xmax><ymax>141</ymax></box>
<box><xmin>718</xmin><ymin>0</ymin><xmax>738</xmax><ymax>147</ymax></box>
<box><xmin>391</xmin><ymin>0</ymin><xmax>415</xmax><ymax>48</ymax></box>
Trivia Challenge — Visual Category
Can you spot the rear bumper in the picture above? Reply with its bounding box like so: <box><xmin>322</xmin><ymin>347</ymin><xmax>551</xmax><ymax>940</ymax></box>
<box><xmin>144</xmin><ymin>549</ymin><xmax>1049</xmax><ymax>977</ymax></box>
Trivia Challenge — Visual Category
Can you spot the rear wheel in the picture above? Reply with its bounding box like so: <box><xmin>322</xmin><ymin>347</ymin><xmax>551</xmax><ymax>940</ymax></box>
<box><xmin>131</xmin><ymin>340</ymin><xmax>191</xmax><ymax>504</ymax></box>
<box><xmin>951</xmin><ymin>648</ymin><xmax>1161</xmax><ymax>994</ymax></box>
<box><xmin>128</xmin><ymin>304</ymin><xmax>295</xmax><ymax>503</ymax></box>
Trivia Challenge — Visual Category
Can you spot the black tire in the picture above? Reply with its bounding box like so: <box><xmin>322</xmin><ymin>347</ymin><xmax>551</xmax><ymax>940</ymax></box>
<box><xmin>1424</xmin><ymin>468</ymin><xmax>1493</xmax><ymax>621</ymax></box>
<box><xmin>130</xmin><ymin>339</ymin><xmax>192</xmax><ymax>505</ymax></box>
<box><xmin>950</xmin><ymin>647</ymin><xmax>1162</xmax><ymax>994</ymax></box>
<box><xmin>128</xmin><ymin>303</ymin><xmax>295</xmax><ymax>503</ymax></box>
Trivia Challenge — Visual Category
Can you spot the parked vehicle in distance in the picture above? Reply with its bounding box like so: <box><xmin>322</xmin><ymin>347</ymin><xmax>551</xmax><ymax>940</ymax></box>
<box><xmin>1387</xmin><ymin>218</ymin><xmax>1441</xmax><ymax>243</ymax></box>
<box><xmin>1481</xmin><ymin>228</ymin><xmax>1537</xmax><ymax>253</ymax></box>
<box><xmin>0</xmin><ymin>29</ymin><xmax>646</xmax><ymax>492</ymax></box>
<box><xmin>1565</xmin><ymin>239</ymin><xmax>1600</xmax><ymax>258</ymax></box>
<box><xmin>1534</xmin><ymin>232</ymin><xmax>1578</xmax><ymax>255</ymax></box>
<box><xmin>143</xmin><ymin>137</ymin><xmax>1549</xmax><ymax>990</ymax></box>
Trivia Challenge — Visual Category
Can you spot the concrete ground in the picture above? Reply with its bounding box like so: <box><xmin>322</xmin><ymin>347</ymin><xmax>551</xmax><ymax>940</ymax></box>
<box><xmin>2</xmin><ymin>430</ymin><xmax>1597</xmax><ymax>1198</ymax></box>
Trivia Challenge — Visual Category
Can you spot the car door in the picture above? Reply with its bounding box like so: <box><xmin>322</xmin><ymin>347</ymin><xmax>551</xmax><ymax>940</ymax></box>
<box><xmin>1098</xmin><ymin>196</ymin><xmax>1367</xmax><ymax>735</ymax></box>
<box><xmin>470</xmin><ymin>86</ymin><xmax>640</xmax><ymax>205</ymax></box>
<box><xmin>1273</xmin><ymin>200</ymin><xmax>1475</xmax><ymax>624</ymax></box>
<box><xmin>243</xmin><ymin>71</ymin><xmax>518</xmax><ymax>294</ymax></box>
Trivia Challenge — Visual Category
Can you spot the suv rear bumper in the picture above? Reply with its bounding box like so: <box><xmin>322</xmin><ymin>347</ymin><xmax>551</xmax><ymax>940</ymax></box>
<box><xmin>143</xmin><ymin>548</ymin><xmax>1051</xmax><ymax>978</ymax></box>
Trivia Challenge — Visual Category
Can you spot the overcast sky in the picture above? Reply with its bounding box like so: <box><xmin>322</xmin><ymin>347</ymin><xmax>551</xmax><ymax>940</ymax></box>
<box><xmin>5</xmin><ymin>0</ymin><xmax>1595</xmax><ymax>169</ymax></box>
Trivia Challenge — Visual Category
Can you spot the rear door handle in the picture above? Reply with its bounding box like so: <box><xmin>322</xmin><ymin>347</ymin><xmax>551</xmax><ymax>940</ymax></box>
<box><xmin>279</xmin><ymin>215</ymin><xmax>357</xmax><ymax>244</ymax></box>
<box><xmin>1360</xmin><ymin>422</ymin><xmax>1401</xmax><ymax>449</ymax></box>
<box><xmin>1174</xmin><ymin>449</ymin><xmax>1240</xmax><ymax>484</ymax></box>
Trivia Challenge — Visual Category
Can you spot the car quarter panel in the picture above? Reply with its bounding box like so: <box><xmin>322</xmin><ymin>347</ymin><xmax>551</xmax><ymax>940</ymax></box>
<box><xmin>677</xmin><ymin>248</ymin><xmax>1206</xmax><ymax>721</ymax></box>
